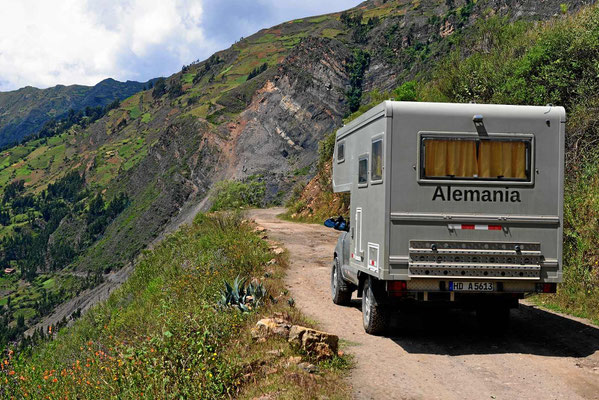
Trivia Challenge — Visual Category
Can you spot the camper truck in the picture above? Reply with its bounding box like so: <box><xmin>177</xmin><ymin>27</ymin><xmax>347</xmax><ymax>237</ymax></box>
<box><xmin>328</xmin><ymin>101</ymin><xmax>564</xmax><ymax>334</ymax></box>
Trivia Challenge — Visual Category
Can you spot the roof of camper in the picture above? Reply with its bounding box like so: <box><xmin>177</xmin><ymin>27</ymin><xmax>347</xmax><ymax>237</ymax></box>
<box><xmin>336</xmin><ymin>101</ymin><xmax>566</xmax><ymax>139</ymax></box>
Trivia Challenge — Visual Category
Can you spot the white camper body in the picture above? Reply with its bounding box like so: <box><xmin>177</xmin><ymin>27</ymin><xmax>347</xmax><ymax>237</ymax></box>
<box><xmin>329</xmin><ymin>101</ymin><xmax>565</xmax><ymax>334</ymax></box>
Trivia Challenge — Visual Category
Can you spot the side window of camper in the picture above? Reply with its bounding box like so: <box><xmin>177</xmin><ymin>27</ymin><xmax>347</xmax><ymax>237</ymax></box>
<box><xmin>358</xmin><ymin>156</ymin><xmax>368</xmax><ymax>186</ymax></box>
<box><xmin>337</xmin><ymin>142</ymin><xmax>345</xmax><ymax>163</ymax></box>
<box><xmin>371</xmin><ymin>138</ymin><xmax>383</xmax><ymax>182</ymax></box>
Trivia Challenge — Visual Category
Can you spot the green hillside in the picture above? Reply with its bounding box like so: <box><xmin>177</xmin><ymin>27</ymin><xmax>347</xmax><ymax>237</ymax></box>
<box><xmin>0</xmin><ymin>213</ymin><xmax>350</xmax><ymax>399</ymax></box>
<box><xmin>0</xmin><ymin>78</ymin><xmax>155</xmax><ymax>147</ymax></box>
<box><xmin>0</xmin><ymin>0</ymin><xmax>369</xmax><ymax>352</ymax></box>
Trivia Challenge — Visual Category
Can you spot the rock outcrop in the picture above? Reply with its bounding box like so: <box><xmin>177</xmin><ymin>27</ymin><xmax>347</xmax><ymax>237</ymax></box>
<box><xmin>251</xmin><ymin>316</ymin><xmax>339</xmax><ymax>360</ymax></box>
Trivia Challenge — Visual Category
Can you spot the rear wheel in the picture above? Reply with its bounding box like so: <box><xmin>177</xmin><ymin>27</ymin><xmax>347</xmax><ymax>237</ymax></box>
<box><xmin>362</xmin><ymin>277</ymin><xmax>388</xmax><ymax>335</ymax></box>
<box><xmin>331</xmin><ymin>257</ymin><xmax>352</xmax><ymax>305</ymax></box>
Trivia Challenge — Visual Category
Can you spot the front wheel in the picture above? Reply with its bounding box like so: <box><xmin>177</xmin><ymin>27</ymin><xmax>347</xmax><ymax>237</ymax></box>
<box><xmin>362</xmin><ymin>277</ymin><xmax>388</xmax><ymax>335</ymax></box>
<box><xmin>331</xmin><ymin>257</ymin><xmax>352</xmax><ymax>305</ymax></box>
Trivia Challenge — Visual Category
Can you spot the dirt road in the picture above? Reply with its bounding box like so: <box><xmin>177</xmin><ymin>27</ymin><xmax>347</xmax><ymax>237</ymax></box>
<box><xmin>250</xmin><ymin>208</ymin><xmax>599</xmax><ymax>400</ymax></box>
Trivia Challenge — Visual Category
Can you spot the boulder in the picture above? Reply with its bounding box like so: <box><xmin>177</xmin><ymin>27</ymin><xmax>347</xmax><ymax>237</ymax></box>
<box><xmin>288</xmin><ymin>325</ymin><xmax>339</xmax><ymax>360</ymax></box>
<box><xmin>251</xmin><ymin>317</ymin><xmax>292</xmax><ymax>340</ymax></box>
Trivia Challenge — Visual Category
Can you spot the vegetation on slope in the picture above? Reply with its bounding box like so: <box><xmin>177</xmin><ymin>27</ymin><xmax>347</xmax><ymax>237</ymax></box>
<box><xmin>0</xmin><ymin>78</ymin><xmax>153</xmax><ymax>147</ymax></box>
<box><xmin>283</xmin><ymin>132</ymin><xmax>349</xmax><ymax>223</ymax></box>
<box><xmin>0</xmin><ymin>4</ymin><xmax>364</xmax><ymax>349</ymax></box>
<box><xmin>0</xmin><ymin>171</ymin><xmax>129</xmax><ymax>347</ymax></box>
<box><xmin>209</xmin><ymin>177</ymin><xmax>267</xmax><ymax>212</ymax></box>
<box><xmin>0</xmin><ymin>213</ymin><xmax>350</xmax><ymax>399</ymax></box>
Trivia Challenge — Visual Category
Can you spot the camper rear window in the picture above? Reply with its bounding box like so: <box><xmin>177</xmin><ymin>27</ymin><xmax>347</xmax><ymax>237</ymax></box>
<box><xmin>421</xmin><ymin>137</ymin><xmax>531</xmax><ymax>182</ymax></box>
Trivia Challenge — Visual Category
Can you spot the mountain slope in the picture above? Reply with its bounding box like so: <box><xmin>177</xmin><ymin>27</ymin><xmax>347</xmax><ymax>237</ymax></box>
<box><xmin>0</xmin><ymin>78</ymin><xmax>155</xmax><ymax>146</ymax></box>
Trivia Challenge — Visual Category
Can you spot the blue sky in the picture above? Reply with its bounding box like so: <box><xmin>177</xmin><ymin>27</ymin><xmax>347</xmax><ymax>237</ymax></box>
<box><xmin>0</xmin><ymin>0</ymin><xmax>361</xmax><ymax>91</ymax></box>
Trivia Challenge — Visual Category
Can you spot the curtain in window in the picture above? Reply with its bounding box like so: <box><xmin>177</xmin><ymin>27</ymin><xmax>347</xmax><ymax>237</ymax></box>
<box><xmin>424</xmin><ymin>139</ymin><xmax>527</xmax><ymax>179</ymax></box>
<box><xmin>478</xmin><ymin>140</ymin><xmax>526</xmax><ymax>179</ymax></box>
<box><xmin>424</xmin><ymin>139</ymin><xmax>477</xmax><ymax>178</ymax></box>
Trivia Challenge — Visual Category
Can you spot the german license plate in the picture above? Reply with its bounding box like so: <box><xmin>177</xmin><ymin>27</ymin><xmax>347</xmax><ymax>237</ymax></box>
<box><xmin>449</xmin><ymin>281</ymin><xmax>494</xmax><ymax>292</ymax></box>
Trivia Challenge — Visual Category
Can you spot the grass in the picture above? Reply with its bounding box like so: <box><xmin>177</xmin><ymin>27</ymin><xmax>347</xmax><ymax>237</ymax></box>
<box><xmin>140</xmin><ymin>113</ymin><xmax>152</xmax><ymax>123</ymax></box>
<box><xmin>209</xmin><ymin>179</ymin><xmax>267</xmax><ymax>211</ymax></box>
<box><xmin>1</xmin><ymin>212</ymin><xmax>351</xmax><ymax>399</ymax></box>
<box><xmin>321</xmin><ymin>28</ymin><xmax>344</xmax><ymax>39</ymax></box>
<box><xmin>308</xmin><ymin>16</ymin><xmax>329</xmax><ymax>23</ymax></box>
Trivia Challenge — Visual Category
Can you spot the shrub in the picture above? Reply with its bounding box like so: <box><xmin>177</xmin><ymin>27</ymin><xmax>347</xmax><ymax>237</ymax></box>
<box><xmin>318</xmin><ymin>131</ymin><xmax>336</xmax><ymax>172</ymax></box>
<box><xmin>209</xmin><ymin>179</ymin><xmax>266</xmax><ymax>211</ymax></box>
<box><xmin>217</xmin><ymin>275</ymin><xmax>268</xmax><ymax>312</ymax></box>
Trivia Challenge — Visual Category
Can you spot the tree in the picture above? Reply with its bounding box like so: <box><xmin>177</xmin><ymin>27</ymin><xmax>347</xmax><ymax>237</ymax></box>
<box><xmin>247</xmin><ymin>63</ymin><xmax>268</xmax><ymax>81</ymax></box>
<box><xmin>152</xmin><ymin>78</ymin><xmax>167</xmax><ymax>98</ymax></box>
<box><xmin>17</xmin><ymin>314</ymin><xmax>25</xmax><ymax>329</ymax></box>
<box><xmin>0</xmin><ymin>210</ymin><xmax>10</xmax><ymax>226</ymax></box>
<box><xmin>87</xmin><ymin>193</ymin><xmax>105</xmax><ymax>223</ymax></box>
<box><xmin>168</xmin><ymin>81</ymin><xmax>183</xmax><ymax>98</ymax></box>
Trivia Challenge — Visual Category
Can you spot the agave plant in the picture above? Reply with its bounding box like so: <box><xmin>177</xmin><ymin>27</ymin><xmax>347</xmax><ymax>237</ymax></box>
<box><xmin>218</xmin><ymin>275</ymin><xmax>267</xmax><ymax>312</ymax></box>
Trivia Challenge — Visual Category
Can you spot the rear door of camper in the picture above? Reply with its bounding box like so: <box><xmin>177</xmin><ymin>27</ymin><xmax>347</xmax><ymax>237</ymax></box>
<box><xmin>386</xmin><ymin>103</ymin><xmax>564</xmax><ymax>285</ymax></box>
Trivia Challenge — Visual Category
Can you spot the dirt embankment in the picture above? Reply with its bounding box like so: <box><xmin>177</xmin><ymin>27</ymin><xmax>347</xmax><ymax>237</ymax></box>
<box><xmin>250</xmin><ymin>208</ymin><xmax>599</xmax><ymax>400</ymax></box>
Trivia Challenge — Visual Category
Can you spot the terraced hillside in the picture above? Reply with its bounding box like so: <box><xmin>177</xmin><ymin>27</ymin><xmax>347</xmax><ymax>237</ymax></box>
<box><xmin>0</xmin><ymin>0</ymin><xmax>590</xmax><ymax>348</ymax></box>
<box><xmin>0</xmin><ymin>78</ymin><xmax>155</xmax><ymax>147</ymax></box>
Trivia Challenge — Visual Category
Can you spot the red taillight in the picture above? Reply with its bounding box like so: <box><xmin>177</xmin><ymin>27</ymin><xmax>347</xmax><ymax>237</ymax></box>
<box><xmin>543</xmin><ymin>283</ymin><xmax>556</xmax><ymax>293</ymax></box>
<box><xmin>536</xmin><ymin>283</ymin><xmax>557</xmax><ymax>293</ymax></box>
<box><xmin>388</xmin><ymin>280</ymin><xmax>407</xmax><ymax>296</ymax></box>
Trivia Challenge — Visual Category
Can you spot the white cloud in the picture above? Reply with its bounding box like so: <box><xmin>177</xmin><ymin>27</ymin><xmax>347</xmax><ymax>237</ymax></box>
<box><xmin>0</xmin><ymin>0</ymin><xmax>360</xmax><ymax>91</ymax></box>
<box><xmin>0</xmin><ymin>0</ymin><xmax>214</xmax><ymax>90</ymax></box>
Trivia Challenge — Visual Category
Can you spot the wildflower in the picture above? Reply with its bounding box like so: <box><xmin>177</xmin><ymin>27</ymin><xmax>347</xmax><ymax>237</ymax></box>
<box><xmin>8</xmin><ymin>370</ymin><xmax>15</xmax><ymax>376</ymax></box>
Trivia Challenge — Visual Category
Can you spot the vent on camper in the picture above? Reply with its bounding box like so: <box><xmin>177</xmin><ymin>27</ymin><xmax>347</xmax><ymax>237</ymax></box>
<box><xmin>408</xmin><ymin>240</ymin><xmax>542</xmax><ymax>279</ymax></box>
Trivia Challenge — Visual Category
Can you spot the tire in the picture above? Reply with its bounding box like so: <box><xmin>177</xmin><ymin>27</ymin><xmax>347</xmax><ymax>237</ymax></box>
<box><xmin>362</xmin><ymin>277</ymin><xmax>388</xmax><ymax>335</ymax></box>
<box><xmin>331</xmin><ymin>257</ymin><xmax>353</xmax><ymax>305</ymax></box>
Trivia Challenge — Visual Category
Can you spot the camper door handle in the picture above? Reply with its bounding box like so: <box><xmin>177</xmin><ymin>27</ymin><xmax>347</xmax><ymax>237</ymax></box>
<box><xmin>351</xmin><ymin>227</ymin><xmax>354</xmax><ymax>239</ymax></box>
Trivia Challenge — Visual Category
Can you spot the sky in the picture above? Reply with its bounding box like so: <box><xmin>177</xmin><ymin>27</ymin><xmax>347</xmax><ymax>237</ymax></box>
<box><xmin>0</xmin><ymin>0</ymin><xmax>361</xmax><ymax>92</ymax></box>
